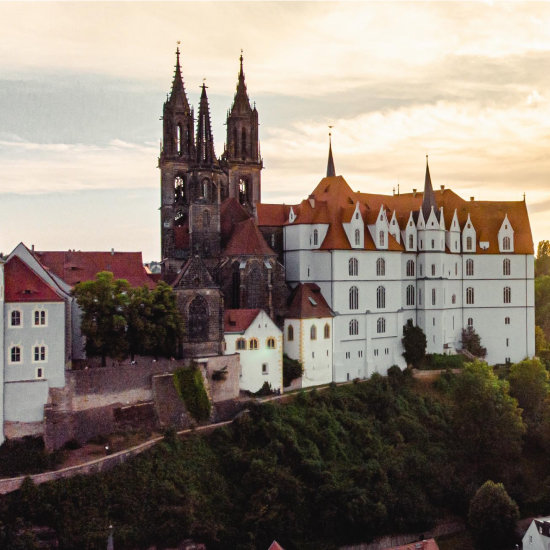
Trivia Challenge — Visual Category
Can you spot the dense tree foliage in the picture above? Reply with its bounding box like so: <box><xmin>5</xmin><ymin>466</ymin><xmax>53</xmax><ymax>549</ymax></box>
<box><xmin>73</xmin><ymin>273</ymin><xmax>183</xmax><ymax>365</ymax></box>
<box><xmin>468</xmin><ymin>481</ymin><xmax>519</xmax><ymax>550</ymax></box>
<box><xmin>401</xmin><ymin>319</ymin><xmax>427</xmax><ymax>367</ymax></box>
<box><xmin>283</xmin><ymin>354</ymin><xmax>304</xmax><ymax>387</ymax></box>
<box><xmin>460</xmin><ymin>326</ymin><xmax>487</xmax><ymax>358</ymax></box>
<box><xmin>173</xmin><ymin>366</ymin><xmax>211</xmax><ymax>422</ymax></box>
<box><xmin>536</xmin><ymin>240</ymin><xmax>550</xmax><ymax>277</ymax></box>
<box><xmin>536</xmin><ymin>276</ymin><xmax>550</xmax><ymax>341</ymax></box>
<box><xmin>0</xmin><ymin>362</ymin><xmax>545</xmax><ymax>549</ymax></box>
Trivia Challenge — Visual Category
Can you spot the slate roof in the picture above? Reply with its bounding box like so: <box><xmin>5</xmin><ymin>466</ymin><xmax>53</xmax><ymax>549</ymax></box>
<box><xmin>224</xmin><ymin>218</ymin><xmax>276</xmax><ymax>256</ymax></box>
<box><xmin>4</xmin><ymin>255</ymin><xmax>65</xmax><ymax>303</ymax></box>
<box><xmin>224</xmin><ymin>308</ymin><xmax>261</xmax><ymax>333</ymax></box>
<box><xmin>34</xmin><ymin>250</ymin><xmax>156</xmax><ymax>288</ymax></box>
<box><xmin>286</xmin><ymin>283</ymin><xmax>333</xmax><ymax>319</ymax></box>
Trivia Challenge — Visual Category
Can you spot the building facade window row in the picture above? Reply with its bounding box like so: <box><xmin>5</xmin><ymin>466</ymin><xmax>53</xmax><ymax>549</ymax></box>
<box><xmin>9</xmin><ymin>309</ymin><xmax>48</xmax><ymax>327</ymax></box>
<box><xmin>9</xmin><ymin>345</ymin><xmax>47</xmax><ymax>363</ymax></box>
<box><xmin>236</xmin><ymin>337</ymin><xmax>278</xmax><ymax>351</ymax></box>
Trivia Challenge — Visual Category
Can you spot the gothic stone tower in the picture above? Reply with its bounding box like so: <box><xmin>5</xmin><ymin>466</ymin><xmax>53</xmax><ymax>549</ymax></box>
<box><xmin>222</xmin><ymin>54</ymin><xmax>263</xmax><ymax>214</ymax></box>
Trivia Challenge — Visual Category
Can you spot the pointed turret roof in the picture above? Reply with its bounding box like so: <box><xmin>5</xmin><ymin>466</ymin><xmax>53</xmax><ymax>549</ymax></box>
<box><xmin>421</xmin><ymin>155</ymin><xmax>438</xmax><ymax>222</ymax></box>
<box><xmin>230</xmin><ymin>52</ymin><xmax>252</xmax><ymax>115</ymax></box>
<box><xmin>196</xmin><ymin>83</ymin><xmax>216</xmax><ymax>166</ymax></box>
<box><xmin>167</xmin><ymin>47</ymin><xmax>191</xmax><ymax>114</ymax></box>
<box><xmin>327</xmin><ymin>133</ymin><xmax>336</xmax><ymax>177</ymax></box>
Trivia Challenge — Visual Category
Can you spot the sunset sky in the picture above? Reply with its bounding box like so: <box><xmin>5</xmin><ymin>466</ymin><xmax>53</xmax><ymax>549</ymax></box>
<box><xmin>0</xmin><ymin>1</ymin><xmax>549</xmax><ymax>261</ymax></box>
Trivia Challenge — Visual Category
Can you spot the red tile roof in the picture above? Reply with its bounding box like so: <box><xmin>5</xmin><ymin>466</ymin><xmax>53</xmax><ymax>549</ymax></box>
<box><xmin>224</xmin><ymin>308</ymin><xmax>261</xmax><ymax>333</ymax></box>
<box><xmin>256</xmin><ymin>203</ymin><xmax>291</xmax><ymax>226</ymax></box>
<box><xmin>223</xmin><ymin>218</ymin><xmax>276</xmax><ymax>256</ymax></box>
<box><xmin>4</xmin><ymin>256</ymin><xmax>65</xmax><ymax>303</ymax></box>
<box><xmin>221</xmin><ymin>198</ymin><xmax>252</xmax><ymax>244</ymax></box>
<box><xmin>34</xmin><ymin>250</ymin><xmax>156</xmax><ymax>288</ymax></box>
<box><xmin>286</xmin><ymin>283</ymin><xmax>333</xmax><ymax>319</ymax></box>
<box><xmin>267</xmin><ymin>542</ymin><xmax>285</xmax><ymax>550</ymax></box>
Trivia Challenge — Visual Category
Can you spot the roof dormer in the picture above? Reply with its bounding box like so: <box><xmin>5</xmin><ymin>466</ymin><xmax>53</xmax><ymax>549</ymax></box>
<box><xmin>446</xmin><ymin>209</ymin><xmax>461</xmax><ymax>253</ymax></box>
<box><xmin>375</xmin><ymin>205</ymin><xmax>388</xmax><ymax>250</ymax></box>
<box><xmin>389</xmin><ymin>211</ymin><xmax>400</xmax><ymax>244</ymax></box>
<box><xmin>462</xmin><ymin>213</ymin><xmax>476</xmax><ymax>253</ymax></box>
<box><xmin>403</xmin><ymin>211</ymin><xmax>417</xmax><ymax>251</ymax></box>
<box><xmin>498</xmin><ymin>214</ymin><xmax>514</xmax><ymax>253</ymax></box>
<box><xmin>416</xmin><ymin>208</ymin><xmax>426</xmax><ymax>230</ymax></box>
<box><xmin>289</xmin><ymin>207</ymin><xmax>296</xmax><ymax>224</ymax></box>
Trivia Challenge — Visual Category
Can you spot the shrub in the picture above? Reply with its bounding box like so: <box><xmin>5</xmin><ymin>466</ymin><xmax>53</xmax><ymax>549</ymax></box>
<box><xmin>173</xmin><ymin>365</ymin><xmax>211</xmax><ymax>422</ymax></box>
<box><xmin>283</xmin><ymin>354</ymin><xmax>304</xmax><ymax>387</ymax></box>
<box><xmin>255</xmin><ymin>381</ymin><xmax>275</xmax><ymax>397</ymax></box>
<box><xmin>402</xmin><ymin>320</ymin><xmax>427</xmax><ymax>367</ymax></box>
<box><xmin>420</xmin><ymin>353</ymin><xmax>466</xmax><ymax>370</ymax></box>
<box><xmin>461</xmin><ymin>326</ymin><xmax>487</xmax><ymax>358</ymax></box>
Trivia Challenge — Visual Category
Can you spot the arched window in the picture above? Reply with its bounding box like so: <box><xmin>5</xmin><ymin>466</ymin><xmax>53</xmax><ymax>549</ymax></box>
<box><xmin>203</xmin><ymin>210</ymin><xmax>210</xmax><ymax>228</ymax></box>
<box><xmin>466</xmin><ymin>287</ymin><xmax>474</xmax><ymax>305</ymax></box>
<box><xmin>504</xmin><ymin>286</ymin><xmax>511</xmax><ymax>304</ymax></box>
<box><xmin>177</xmin><ymin>124</ymin><xmax>182</xmax><ymax>155</ymax></box>
<box><xmin>33</xmin><ymin>346</ymin><xmax>46</xmax><ymax>362</ymax></box>
<box><xmin>406</xmin><ymin>260</ymin><xmax>415</xmax><ymax>277</ymax></box>
<box><xmin>354</xmin><ymin>229</ymin><xmax>361</xmax><ymax>246</ymax></box>
<box><xmin>174</xmin><ymin>176</ymin><xmax>185</xmax><ymax>203</ymax></box>
<box><xmin>202</xmin><ymin>179</ymin><xmax>210</xmax><ymax>201</ymax></box>
<box><xmin>466</xmin><ymin>259</ymin><xmax>474</xmax><ymax>276</ymax></box>
<box><xmin>349</xmin><ymin>319</ymin><xmax>359</xmax><ymax>335</ymax></box>
<box><xmin>313</xmin><ymin>229</ymin><xmax>318</xmax><ymax>246</ymax></box>
<box><xmin>503</xmin><ymin>259</ymin><xmax>511</xmax><ymax>276</ymax></box>
<box><xmin>188</xmin><ymin>296</ymin><xmax>209</xmax><ymax>341</ymax></box>
<box><xmin>236</xmin><ymin>338</ymin><xmax>247</xmax><ymax>350</ymax></box>
<box><xmin>310</xmin><ymin>325</ymin><xmax>317</xmax><ymax>340</ymax></box>
<box><xmin>287</xmin><ymin>324</ymin><xmax>294</xmax><ymax>341</ymax></box>
<box><xmin>503</xmin><ymin>236</ymin><xmax>511</xmax><ymax>251</ymax></box>
<box><xmin>379</xmin><ymin>231</ymin><xmax>385</xmax><ymax>247</ymax></box>
<box><xmin>452</xmin><ymin>294</ymin><xmax>456</xmax><ymax>304</ymax></box>
<box><xmin>408</xmin><ymin>234</ymin><xmax>414</xmax><ymax>249</ymax></box>
<box><xmin>432</xmin><ymin>288</ymin><xmax>436</xmax><ymax>305</ymax></box>
<box><xmin>406</xmin><ymin>285</ymin><xmax>415</xmax><ymax>306</ymax></box>
<box><xmin>466</xmin><ymin>236</ymin><xmax>473</xmax><ymax>250</ymax></box>
<box><xmin>10</xmin><ymin>310</ymin><xmax>21</xmax><ymax>327</ymax></box>
<box><xmin>233</xmin><ymin>127</ymin><xmax>238</xmax><ymax>156</ymax></box>
<box><xmin>467</xmin><ymin>317</ymin><xmax>474</xmax><ymax>327</ymax></box>
<box><xmin>431</xmin><ymin>264</ymin><xmax>436</xmax><ymax>276</ymax></box>
<box><xmin>349</xmin><ymin>286</ymin><xmax>359</xmax><ymax>310</ymax></box>
<box><xmin>241</xmin><ymin>128</ymin><xmax>247</xmax><ymax>156</ymax></box>
<box><xmin>376</xmin><ymin>258</ymin><xmax>385</xmax><ymax>276</ymax></box>
<box><xmin>324</xmin><ymin>323</ymin><xmax>330</xmax><ymax>339</ymax></box>
<box><xmin>505</xmin><ymin>317</ymin><xmax>510</xmax><ymax>325</ymax></box>
<box><xmin>266</xmin><ymin>337</ymin><xmax>276</xmax><ymax>349</ymax></box>
<box><xmin>376</xmin><ymin>286</ymin><xmax>386</xmax><ymax>309</ymax></box>
<box><xmin>376</xmin><ymin>317</ymin><xmax>386</xmax><ymax>334</ymax></box>
<box><xmin>245</xmin><ymin>266</ymin><xmax>265</xmax><ymax>309</ymax></box>
<box><xmin>34</xmin><ymin>310</ymin><xmax>46</xmax><ymax>326</ymax></box>
<box><xmin>239</xmin><ymin>178</ymin><xmax>248</xmax><ymax>205</ymax></box>
<box><xmin>418</xmin><ymin>288</ymin><xmax>422</xmax><ymax>305</ymax></box>
<box><xmin>249</xmin><ymin>338</ymin><xmax>259</xmax><ymax>350</ymax></box>
<box><xmin>349</xmin><ymin>257</ymin><xmax>358</xmax><ymax>276</ymax></box>
<box><xmin>10</xmin><ymin>346</ymin><xmax>21</xmax><ymax>363</ymax></box>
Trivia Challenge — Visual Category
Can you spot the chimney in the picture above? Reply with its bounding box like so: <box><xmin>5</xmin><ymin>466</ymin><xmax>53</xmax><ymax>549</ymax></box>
<box><xmin>440</xmin><ymin>185</ymin><xmax>445</xmax><ymax>191</ymax></box>
<box><xmin>413</xmin><ymin>188</ymin><xmax>417</xmax><ymax>197</ymax></box>
<box><xmin>111</xmin><ymin>248</ymin><xmax>115</xmax><ymax>256</ymax></box>
<box><xmin>470</xmin><ymin>196</ymin><xmax>474</xmax><ymax>201</ymax></box>
<box><xmin>31</xmin><ymin>244</ymin><xmax>35</xmax><ymax>252</ymax></box>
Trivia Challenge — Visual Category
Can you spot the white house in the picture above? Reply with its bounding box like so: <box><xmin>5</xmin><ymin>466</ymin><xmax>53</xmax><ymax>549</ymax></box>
<box><xmin>224</xmin><ymin>308</ymin><xmax>283</xmax><ymax>393</ymax></box>
<box><xmin>284</xmin><ymin>283</ymin><xmax>333</xmax><ymax>387</ymax></box>
<box><xmin>258</xmin><ymin>155</ymin><xmax>535</xmax><ymax>381</ymax></box>
<box><xmin>523</xmin><ymin>517</ymin><xmax>550</xmax><ymax>550</ymax></box>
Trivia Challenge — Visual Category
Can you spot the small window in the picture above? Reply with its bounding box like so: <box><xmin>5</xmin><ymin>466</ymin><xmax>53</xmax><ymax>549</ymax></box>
<box><xmin>467</xmin><ymin>317</ymin><xmax>474</xmax><ymax>327</ymax></box>
<box><xmin>310</xmin><ymin>325</ymin><xmax>317</xmax><ymax>340</ymax></box>
<box><xmin>358</xmin><ymin>350</ymin><xmax>363</xmax><ymax>358</ymax></box>
<box><xmin>408</xmin><ymin>234</ymin><xmax>414</xmax><ymax>249</ymax></box>
<box><xmin>376</xmin><ymin>317</ymin><xmax>386</xmax><ymax>334</ymax></box>
<box><xmin>249</xmin><ymin>338</ymin><xmax>259</xmax><ymax>350</ymax></box>
<box><xmin>262</xmin><ymin>363</ymin><xmax>268</xmax><ymax>375</ymax></box>
<box><xmin>266</xmin><ymin>337</ymin><xmax>276</xmax><ymax>349</ymax></box>
<box><xmin>503</xmin><ymin>259</ymin><xmax>511</xmax><ymax>276</ymax></box>
<box><xmin>349</xmin><ymin>257</ymin><xmax>358</xmax><ymax>276</ymax></box>
<box><xmin>236</xmin><ymin>338</ymin><xmax>247</xmax><ymax>350</ymax></box>
<box><xmin>324</xmin><ymin>323</ymin><xmax>330</xmax><ymax>339</ymax></box>
<box><xmin>431</xmin><ymin>239</ymin><xmax>435</xmax><ymax>249</ymax></box>
<box><xmin>354</xmin><ymin>229</ymin><xmax>361</xmax><ymax>246</ymax></box>
<box><xmin>432</xmin><ymin>288</ymin><xmax>436</xmax><ymax>306</ymax></box>
<box><xmin>346</xmin><ymin>352</ymin><xmax>351</xmax><ymax>359</ymax></box>
<box><xmin>503</xmin><ymin>236</ymin><xmax>511</xmax><ymax>251</ymax></box>
<box><xmin>33</xmin><ymin>345</ymin><xmax>46</xmax><ymax>362</ymax></box>
<box><xmin>34</xmin><ymin>310</ymin><xmax>47</xmax><ymax>326</ymax></box>
<box><xmin>376</xmin><ymin>258</ymin><xmax>385</xmax><ymax>276</ymax></box>
<box><xmin>349</xmin><ymin>319</ymin><xmax>359</xmax><ymax>336</ymax></box>
<box><xmin>406</xmin><ymin>285</ymin><xmax>415</xmax><ymax>306</ymax></box>
<box><xmin>10</xmin><ymin>346</ymin><xmax>21</xmax><ymax>363</ymax></box>
<box><xmin>466</xmin><ymin>236</ymin><xmax>473</xmax><ymax>250</ymax></box>
<box><xmin>287</xmin><ymin>325</ymin><xmax>294</xmax><ymax>341</ymax></box>
<box><xmin>406</xmin><ymin>260</ymin><xmax>415</xmax><ymax>277</ymax></box>
<box><xmin>505</xmin><ymin>317</ymin><xmax>510</xmax><ymax>325</ymax></box>
<box><xmin>466</xmin><ymin>287</ymin><xmax>474</xmax><ymax>305</ymax></box>
<box><xmin>431</xmin><ymin>264</ymin><xmax>436</xmax><ymax>277</ymax></box>
<box><xmin>504</xmin><ymin>286</ymin><xmax>511</xmax><ymax>304</ymax></box>
<box><xmin>36</xmin><ymin>367</ymin><xmax>44</xmax><ymax>379</ymax></box>
<box><xmin>313</xmin><ymin>229</ymin><xmax>318</xmax><ymax>246</ymax></box>
<box><xmin>379</xmin><ymin>231</ymin><xmax>385</xmax><ymax>247</ymax></box>
<box><xmin>506</xmin><ymin>338</ymin><xmax>509</xmax><ymax>347</ymax></box>
<box><xmin>350</xmin><ymin>286</ymin><xmax>359</xmax><ymax>310</ymax></box>
<box><xmin>11</xmin><ymin>310</ymin><xmax>21</xmax><ymax>327</ymax></box>
<box><xmin>376</xmin><ymin>286</ymin><xmax>385</xmax><ymax>309</ymax></box>
<box><xmin>452</xmin><ymin>294</ymin><xmax>456</xmax><ymax>305</ymax></box>
<box><xmin>466</xmin><ymin>259</ymin><xmax>474</xmax><ymax>277</ymax></box>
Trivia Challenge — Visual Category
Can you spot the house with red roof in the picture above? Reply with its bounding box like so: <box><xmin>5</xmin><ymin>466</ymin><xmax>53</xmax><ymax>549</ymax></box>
<box><xmin>284</xmin><ymin>283</ymin><xmax>334</xmax><ymax>388</ymax></box>
<box><xmin>224</xmin><ymin>308</ymin><xmax>283</xmax><ymax>393</ymax></box>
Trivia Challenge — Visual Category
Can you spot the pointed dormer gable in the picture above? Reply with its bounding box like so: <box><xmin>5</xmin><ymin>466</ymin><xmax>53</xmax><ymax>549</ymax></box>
<box><xmin>462</xmin><ymin>213</ymin><xmax>477</xmax><ymax>253</ymax></box>
<box><xmin>439</xmin><ymin>207</ymin><xmax>446</xmax><ymax>230</ymax></box>
<box><xmin>404</xmin><ymin>211</ymin><xmax>417</xmax><ymax>251</ymax></box>
<box><xmin>344</xmin><ymin>201</ymin><xmax>364</xmax><ymax>249</ymax></box>
<box><xmin>172</xmin><ymin>255</ymin><xmax>218</xmax><ymax>289</ymax></box>
<box><xmin>446</xmin><ymin>209</ymin><xmax>461</xmax><ymax>253</ymax></box>
<box><xmin>289</xmin><ymin>206</ymin><xmax>296</xmax><ymax>223</ymax></box>
<box><xmin>389</xmin><ymin>211</ymin><xmax>400</xmax><ymax>244</ymax></box>
<box><xmin>498</xmin><ymin>214</ymin><xmax>514</xmax><ymax>253</ymax></box>
<box><xmin>374</xmin><ymin>205</ymin><xmax>389</xmax><ymax>250</ymax></box>
<box><xmin>426</xmin><ymin>206</ymin><xmax>440</xmax><ymax>230</ymax></box>
<box><xmin>416</xmin><ymin>208</ymin><xmax>426</xmax><ymax>230</ymax></box>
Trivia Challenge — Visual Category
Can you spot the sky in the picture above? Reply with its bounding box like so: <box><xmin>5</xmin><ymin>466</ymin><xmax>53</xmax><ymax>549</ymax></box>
<box><xmin>0</xmin><ymin>1</ymin><xmax>549</xmax><ymax>262</ymax></box>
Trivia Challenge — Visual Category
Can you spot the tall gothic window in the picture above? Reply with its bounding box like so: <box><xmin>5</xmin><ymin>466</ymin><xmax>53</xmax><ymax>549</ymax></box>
<box><xmin>231</xmin><ymin>266</ymin><xmax>240</xmax><ymax>308</ymax></box>
<box><xmin>349</xmin><ymin>319</ymin><xmax>359</xmax><ymax>336</ymax></box>
<box><xmin>239</xmin><ymin>178</ymin><xmax>248</xmax><ymax>205</ymax></box>
<box><xmin>233</xmin><ymin>127</ymin><xmax>238</xmax><ymax>157</ymax></box>
<box><xmin>504</xmin><ymin>286</ymin><xmax>511</xmax><ymax>304</ymax></box>
<box><xmin>174</xmin><ymin>176</ymin><xmax>185</xmax><ymax>203</ymax></box>
<box><xmin>177</xmin><ymin>124</ymin><xmax>182</xmax><ymax>155</ymax></box>
<box><xmin>287</xmin><ymin>324</ymin><xmax>294</xmax><ymax>341</ymax></box>
<box><xmin>241</xmin><ymin>128</ymin><xmax>247</xmax><ymax>157</ymax></box>
<box><xmin>349</xmin><ymin>257</ymin><xmax>358</xmax><ymax>276</ymax></box>
<box><xmin>188</xmin><ymin>296</ymin><xmax>209</xmax><ymax>341</ymax></box>
<box><xmin>466</xmin><ymin>259</ymin><xmax>474</xmax><ymax>276</ymax></box>
<box><xmin>503</xmin><ymin>259</ymin><xmax>511</xmax><ymax>276</ymax></box>
<box><xmin>466</xmin><ymin>287</ymin><xmax>474</xmax><ymax>305</ymax></box>
<box><xmin>376</xmin><ymin>317</ymin><xmax>386</xmax><ymax>334</ymax></box>
<box><xmin>313</xmin><ymin>230</ymin><xmax>318</xmax><ymax>246</ymax></box>
<box><xmin>408</xmin><ymin>234</ymin><xmax>414</xmax><ymax>249</ymax></box>
<box><xmin>406</xmin><ymin>285</ymin><xmax>415</xmax><ymax>306</ymax></box>
<box><xmin>354</xmin><ymin>229</ymin><xmax>360</xmax><ymax>246</ymax></box>
<box><xmin>376</xmin><ymin>285</ymin><xmax>386</xmax><ymax>309</ymax></box>
<box><xmin>503</xmin><ymin>236</ymin><xmax>511</xmax><ymax>251</ymax></box>
<box><xmin>349</xmin><ymin>286</ymin><xmax>359</xmax><ymax>310</ymax></box>
<box><xmin>246</xmin><ymin>266</ymin><xmax>265</xmax><ymax>309</ymax></box>
<box><xmin>310</xmin><ymin>325</ymin><xmax>317</xmax><ymax>340</ymax></box>
<box><xmin>466</xmin><ymin>236</ymin><xmax>473</xmax><ymax>250</ymax></box>
<box><xmin>406</xmin><ymin>260</ymin><xmax>415</xmax><ymax>277</ymax></box>
<box><xmin>376</xmin><ymin>258</ymin><xmax>385</xmax><ymax>276</ymax></box>
<box><xmin>324</xmin><ymin>323</ymin><xmax>330</xmax><ymax>339</ymax></box>
<box><xmin>379</xmin><ymin>231</ymin><xmax>385</xmax><ymax>247</ymax></box>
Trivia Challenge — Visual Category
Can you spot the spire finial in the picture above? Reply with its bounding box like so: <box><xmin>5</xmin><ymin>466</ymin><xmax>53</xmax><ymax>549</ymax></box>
<box><xmin>240</xmin><ymin>48</ymin><xmax>244</xmax><ymax>69</ymax></box>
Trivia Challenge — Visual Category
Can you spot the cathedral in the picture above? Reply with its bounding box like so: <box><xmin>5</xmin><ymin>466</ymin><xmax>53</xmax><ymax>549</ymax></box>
<box><xmin>159</xmin><ymin>49</ymin><xmax>288</xmax><ymax>357</ymax></box>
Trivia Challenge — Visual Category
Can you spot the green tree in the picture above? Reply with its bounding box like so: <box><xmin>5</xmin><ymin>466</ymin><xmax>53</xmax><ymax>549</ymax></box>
<box><xmin>451</xmin><ymin>361</ymin><xmax>525</xmax><ymax>483</ymax></box>
<box><xmin>536</xmin><ymin>276</ymin><xmax>550</xmax><ymax>340</ymax></box>
<box><xmin>468</xmin><ymin>480</ymin><xmax>519</xmax><ymax>550</ymax></box>
<box><xmin>508</xmin><ymin>358</ymin><xmax>549</xmax><ymax>429</ymax></box>
<box><xmin>72</xmin><ymin>271</ymin><xmax>130</xmax><ymax>366</ymax></box>
<box><xmin>283</xmin><ymin>354</ymin><xmax>304</xmax><ymax>387</ymax></box>
<box><xmin>536</xmin><ymin>325</ymin><xmax>548</xmax><ymax>355</ymax></box>
<box><xmin>401</xmin><ymin>319</ymin><xmax>426</xmax><ymax>367</ymax></box>
<box><xmin>461</xmin><ymin>326</ymin><xmax>487</xmax><ymax>358</ymax></box>
<box><xmin>536</xmin><ymin>240</ymin><xmax>550</xmax><ymax>277</ymax></box>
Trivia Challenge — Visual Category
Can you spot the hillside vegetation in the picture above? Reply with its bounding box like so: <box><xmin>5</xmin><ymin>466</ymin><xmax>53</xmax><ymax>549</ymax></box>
<box><xmin>2</xmin><ymin>362</ymin><xmax>550</xmax><ymax>549</ymax></box>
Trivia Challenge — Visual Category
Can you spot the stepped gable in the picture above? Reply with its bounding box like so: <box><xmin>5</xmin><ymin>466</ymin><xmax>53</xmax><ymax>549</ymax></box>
<box><xmin>4</xmin><ymin>256</ymin><xmax>65</xmax><ymax>303</ymax></box>
<box><xmin>171</xmin><ymin>255</ymin><xmax>218</xmax><ymax>289</ymax></box>
<box><xmin>223</xmin><ymin>218</ymin><xmax>276</xmax><ymax>256</ymax></box>
<box><xmin>224</xmin><ymin>308</ymin><xmax>261</xmax><ymax>333</ymax></box>
<box><xmin>286</xmin><ymin>283</ymin><xmax>333</xmax><ymax>319</ymax></box>
<box><xmin>256</xmin><ymin>203</ymin><xmax>291</xmax><ymax>227</ymax></box>
<box><xmin>34</xmin><ymin>250</ymin><xmax>155</xmax><ymax>288</ymax></box>
<box><xmin>220</xmin><ymin>197</ymin><xmax>251</xmax><ymax>244</ymax></box>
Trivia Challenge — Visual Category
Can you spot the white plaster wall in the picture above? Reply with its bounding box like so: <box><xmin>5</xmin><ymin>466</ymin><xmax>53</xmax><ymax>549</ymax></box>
<box><xmin>522</xmin><ymin>520</ymin><xmax>548</xmax><ymax>550</ymax></box>
<box><xmin>224</xmin><ymin>310</ymin><xmax>283</xmax><ymax>393</ymax></box>
<box><xmin>299</xmin><ymin>318</ymin><xmax>333</xmax><ymax>387</ymax></box>
<box><xmin>0</xmin><ymin>263</ymin><xmax>4</xmax><ymax>444</ymax></box>
<box><xmin>4</xmin><ymin>379</ymin><xmax>49</xmax><ymax>422</ymax></box>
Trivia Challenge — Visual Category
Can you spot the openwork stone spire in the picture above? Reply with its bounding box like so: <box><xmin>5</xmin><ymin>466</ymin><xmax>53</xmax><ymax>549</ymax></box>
<box><xmin>196</xmin><ymin>83</ymin><xmax>216</xmax><ymax>166</ymax></box>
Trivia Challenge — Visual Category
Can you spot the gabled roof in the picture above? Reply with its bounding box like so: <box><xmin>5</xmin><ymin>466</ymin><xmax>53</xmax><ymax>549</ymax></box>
<box><xmin>4</xmin><ymin>255</ymin><xmax>65</xmax><ymax>303</ymax></box>
<box><xmin>172</xmin><ymin>255</ymin><xmax>218</xmax><ymax>290</ymax></box>
<box><xmin>256</xmin><ymin>203</ymin><xmax>291</xmax><ymax>226</ymax></box>
<box><xmin>34</xmin><ymin>250</ymin><xmax>156</xmax><ymax>288</ymax></box>
<box><xmin>224</xmin><ymin>308</ymin><xmax>261</xmax><ymax>333</ymax></box>
<box><xmin>221</xmin><ymin>197</ymin><xmax>251</xmax><ymax>245</ymax></box>
<box><xmin>286</xmin><ymin>283</ymin><xmax>333</xmax><ymax>319</ymax></box>
<box><xmin>267</xmin><ymin>542</ymin><xmax>285</xmax><ymax>550</ymax></box>
<box><xmin>224</xmin><ymin>218</ymin><xmax>276</xmax><ymax>256</ymax></box>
